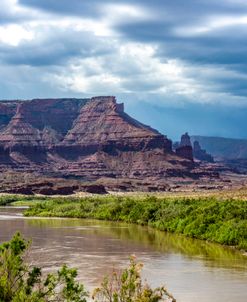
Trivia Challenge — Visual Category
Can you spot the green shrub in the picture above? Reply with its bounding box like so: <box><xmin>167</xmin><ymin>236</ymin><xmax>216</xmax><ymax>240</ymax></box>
<box><xmin>0</xmin><ymin>233</ymin><xmax>88</xmax><ymax>302</ymax></box>
<box><xmin>93</xmin><ymin>256</ymin><xmax>175</xmax><ymax>302</ymax></box>
<box><xmin>25</xmin><ymin>195</ymin><xmax>247</xmax><ymax>250</ymax></box>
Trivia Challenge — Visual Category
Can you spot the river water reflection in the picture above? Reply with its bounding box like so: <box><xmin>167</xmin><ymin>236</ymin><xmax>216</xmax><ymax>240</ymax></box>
<box><xmin>0</xmin><ymin>207</ymin><xmax>247</xmax><ymax>302</ymax></box>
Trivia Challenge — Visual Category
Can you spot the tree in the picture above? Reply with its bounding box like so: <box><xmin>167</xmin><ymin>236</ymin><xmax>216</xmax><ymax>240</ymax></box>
<box><xmin>0</xmin><ymin>233</ymin><xmax>88</xmax><ymax>302</ymax></box>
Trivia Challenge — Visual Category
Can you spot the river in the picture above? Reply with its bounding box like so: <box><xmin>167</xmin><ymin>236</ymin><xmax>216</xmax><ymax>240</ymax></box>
<box><xmin>0</xmin><ymin>206</ymin><xmax>247</xmax><ymax>302</ymax></box>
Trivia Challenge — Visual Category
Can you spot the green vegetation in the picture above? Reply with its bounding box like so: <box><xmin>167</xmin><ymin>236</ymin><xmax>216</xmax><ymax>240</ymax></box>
<box><xmin>93</xmin><ymin>255</ymin><xmax>175</xmax><ymax>302</ymax></box>
<box><xmin>0</xmin><ymin>233</ymin><xmax>88</xmax><ymax>302</ymax></box>
<box><xmin>0</xmin><ymin>195</ymin><xmax>48</xmax><ymax>206</ymax></box>
<box><xmin>0</xmin><ymin>234</ymin><xmax>173</xmax><ymax>302</ymax></box>
<box><xmin>10</xmin><ymin>200</ymin><xmax>47</xmax><ymax>207</ymax></box>
<box><xmin>24</xmin><ymin>195</ymin><xmax>247</xmax><ymax>250</ymax></box>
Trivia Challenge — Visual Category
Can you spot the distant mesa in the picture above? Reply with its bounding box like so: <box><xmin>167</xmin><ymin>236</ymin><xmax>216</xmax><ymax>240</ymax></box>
<box><xmin>193</xmin><ymin>140</ymin><xmax>214</xmax><ymax>163</ymax></box>
<box><xmin>191</xmin><ymin>135</ymin><xmax>247</xmax><ymax>160</ymax></box>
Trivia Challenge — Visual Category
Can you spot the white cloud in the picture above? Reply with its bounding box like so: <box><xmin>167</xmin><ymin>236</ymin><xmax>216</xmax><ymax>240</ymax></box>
<box><xmin>43</xmin><ymin>41</ymin><xmax>247</xmax><ymax>106</ymax></box>
<box><xmin>0</xmin><ymin>0</ymin><xmax>246</xmax><ymax>109</ymax></box>
<box><xmin>0</xmin><ymin>24</ymin><xmax>34</xmax><ymax>46</ymax></box>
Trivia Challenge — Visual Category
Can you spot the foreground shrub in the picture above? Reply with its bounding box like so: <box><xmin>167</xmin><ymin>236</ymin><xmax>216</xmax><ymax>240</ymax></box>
<box><xmin>93</xmin><ymin>256</ymin><xmax>175</xmax><ymax>302</ymax></box>
<box><xmin>0</xmin><ymin>234</ymin><xmax>173</xmax><ymax>302</ymax></box>
<box><xmin>0</xmin><ymin>233</ymin><xmax>88</xmax><ymax>302</ymax></box>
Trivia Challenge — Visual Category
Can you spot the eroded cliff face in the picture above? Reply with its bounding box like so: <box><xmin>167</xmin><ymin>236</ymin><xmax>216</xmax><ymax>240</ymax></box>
<box><xmin>65</xmin><ymin>96</ymin><xmax>159</xmax><ymax>144</ymax></box>
<box><xmin>0</xmin><ymin>104</ymin><xmax>42</xmax><ymax>148</ymax></box>
<box><xmin>63</xmin><ymin>96</ymin><xmax>171</xmax><ymax>154</ymax></box>
<box><xmin>0</xmin><ymin>96</ymin><xmax>197</xmax><ymax>180</ymax></box>
<box><xmin>175</xmin><ymin>133</ymin><xmax>194</xmax><ymax>161</ymax></box>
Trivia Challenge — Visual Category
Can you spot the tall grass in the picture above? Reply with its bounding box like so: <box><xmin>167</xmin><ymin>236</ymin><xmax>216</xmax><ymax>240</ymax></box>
<box><xmin>0</xmin><ymin>195</ymin><xmax>49</xmax><ymax>206</ymax></box>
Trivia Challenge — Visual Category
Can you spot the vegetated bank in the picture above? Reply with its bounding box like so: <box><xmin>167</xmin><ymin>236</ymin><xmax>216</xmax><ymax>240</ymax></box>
<box><xmin>0</xmin><ymin>194</ymin><xmax>48</xmax><ymax>206</ymax></box>
<box><xmin>24</xmin><ymin>195</ymin><xmax>247</xmax><ymax>251</ymax></box>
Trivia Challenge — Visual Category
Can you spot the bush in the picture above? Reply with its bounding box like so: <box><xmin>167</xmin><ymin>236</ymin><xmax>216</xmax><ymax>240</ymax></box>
<box><xmin>0</xmin><ymin>233</ymin><xmax>88</xmax><ymax>302</ymax></box>
<box><xmin>0</xmin><ymin>234</ymin><xmax>173</xmax><ymax>302</ymax></box>
<box><xmin>25</xmin><ymin>195</ymin><xmax>247</xmax><ymax>250</ymax></box>
<box><xmin>93</xmin><ymin>256</ymin><xmax>175</xmax><ymax>302</ymax></box>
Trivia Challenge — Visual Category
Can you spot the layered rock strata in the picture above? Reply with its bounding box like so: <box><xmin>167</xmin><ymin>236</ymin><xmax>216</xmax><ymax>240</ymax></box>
<box><xmin>0</xmin><ymin>96</ymin><xmax>200</xmax><ymax>180</ymax></box>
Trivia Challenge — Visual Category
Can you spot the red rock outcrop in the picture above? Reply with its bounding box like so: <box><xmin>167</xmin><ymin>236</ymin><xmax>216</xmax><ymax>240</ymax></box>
<box><xmin>0</xmin><ymin>96</ymin><xmax>199</xmax><ymax>181</ymax></box>
<box><xmin>175</xmin><ymin>133</ymin><xmax>194</xmax><ymax>161</ymax></box>
<box><xmin>0</xmin><ymin>104</ymin><xmax>42</xmax><ymax>148</ymax></box>
<box><xmin>63</xmin><ymin>96</ymin><xmax>171</xmax><ymax>153</ymax></box>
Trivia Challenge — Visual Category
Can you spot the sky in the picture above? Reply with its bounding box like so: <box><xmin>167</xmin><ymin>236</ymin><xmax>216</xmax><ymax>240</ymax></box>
<box><xmin>0</xmin><ymin>0</ymin><xmax>247</xmax><ymax>140</ymax></box>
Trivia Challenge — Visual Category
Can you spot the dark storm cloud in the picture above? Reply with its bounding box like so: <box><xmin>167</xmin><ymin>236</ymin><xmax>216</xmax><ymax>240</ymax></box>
<box><xmin>102</xmin><ymin>0</ymin><xmax>247</xmax><ymax>102</ymax></box>
<box><xmin>0</xmin><ymin>29</ymin><xmax>112</xmax><ymax>67</ymax></box>
<box><xmin>128</xmin><ymin>32</ymin><xmax>228</xmax><ymax>73</ymax></box>
<box><xmin>122</xmin><ymin>0</ymin><xmax>247</xmax><ymax>25</ymax></box>
<box><xmin>113</xmin><ymin>1</ymin><xmax>247</xmax><ymax>62</ymax></box>
<box><xmin>119</xmin><ymin>21</ymin><xmax>247</xmax><ymax>67</ymax></box>
<box><xmin>19</xmin><ymin>0</ymin><xmax>244</xmax><ymax>20</ymax></box>
<box><xmin>1</xmin><ymin>0</ymin><xmax>247</xmax><ymax>139</ymax></box>
<box><xmin>19</xmin><ymin>0</ymin><xmax>114</xmax><ymax>17</ymax></box>
<box><xmin>16</xmin><ymin>0</ymin><xmax>247</xmax><ymax>72</ymax></box>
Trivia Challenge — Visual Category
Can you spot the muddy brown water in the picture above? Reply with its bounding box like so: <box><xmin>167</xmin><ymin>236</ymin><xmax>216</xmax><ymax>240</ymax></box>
<box><xmin>0</xmin><ymin>206</ymin><xmax>247</xmax><ymax>302</ymax></box>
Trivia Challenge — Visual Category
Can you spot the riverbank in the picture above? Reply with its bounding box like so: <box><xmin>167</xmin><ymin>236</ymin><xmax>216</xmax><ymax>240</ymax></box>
<box><xmin>24</xmin><ymin>195</ymin><xmax>247</xmax><ymax>251</ymax></box>
<box><xmin>3</xmin><ymin>206</ymin><xmax>247</xmax><ymax>302</ymax></box>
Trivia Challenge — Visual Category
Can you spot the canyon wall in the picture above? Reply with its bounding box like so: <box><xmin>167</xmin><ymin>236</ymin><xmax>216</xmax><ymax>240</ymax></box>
<box><xmin>0</xmin><ymin>96</ymin><xmax>200</xmax><ymax>180</ymax></box>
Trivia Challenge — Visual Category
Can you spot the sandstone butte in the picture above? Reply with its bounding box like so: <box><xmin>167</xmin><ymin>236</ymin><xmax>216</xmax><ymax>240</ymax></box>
<box><xmin>0</xmin><ymin>96</ymin><xmax>215</xmax><ymax>182</ymax></box>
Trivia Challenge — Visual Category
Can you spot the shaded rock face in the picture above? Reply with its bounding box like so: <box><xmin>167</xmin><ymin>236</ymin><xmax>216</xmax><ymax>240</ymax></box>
<box><xmin>81</xmin><ymin>184</ymin><xmax>107</xmax><ymax>194</ymax></box>
<box><xmin>0</xmin><ymin>104</ymin><xmax>42</xmax><ymax>148</ymax></box>
<box><xmin>63</xmin><ymin>96</ymin><xmax>170</xmax><ymax>153</ymax></box>
<box><xmin>0</xmin><ymin>98</ymin><xmax>86</xmax><ymax>149</ymax></box>
<box><xmin>0</xmin><ymin>96</ymin><xmax>198</xmax><ymax>180</ymax></box>
<box><xmin>180</xmin><ymin>132</ymin><xmax>192</xmax><ymax>147</ymax></box>
<box><xmin>175</xmin><ymin>133</ymin><xmax>194</xmax><ymax>161</ymax></box>
<box><xmin>2</xmin><ymin>181</ymin><xmax>108</xmax><ymax>195</ymax></box>
<box><xmin>193</xmin><ymin>141</ymin><xmax>214</xmax><ymax>163</ymax></box>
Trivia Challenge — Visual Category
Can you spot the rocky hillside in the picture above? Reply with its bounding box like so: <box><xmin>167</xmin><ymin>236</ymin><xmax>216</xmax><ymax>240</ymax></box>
<box><xmin>0</xmin><ymin>96</ymin><xmax>204</xmax><ymax>181</ymax></box>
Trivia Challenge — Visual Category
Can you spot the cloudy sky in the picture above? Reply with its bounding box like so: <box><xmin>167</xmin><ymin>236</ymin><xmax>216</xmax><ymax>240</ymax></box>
<box><xmin>1</xmin><ymin>0</ymin><xmax>247</xmax><ymax>139</ymax></box>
